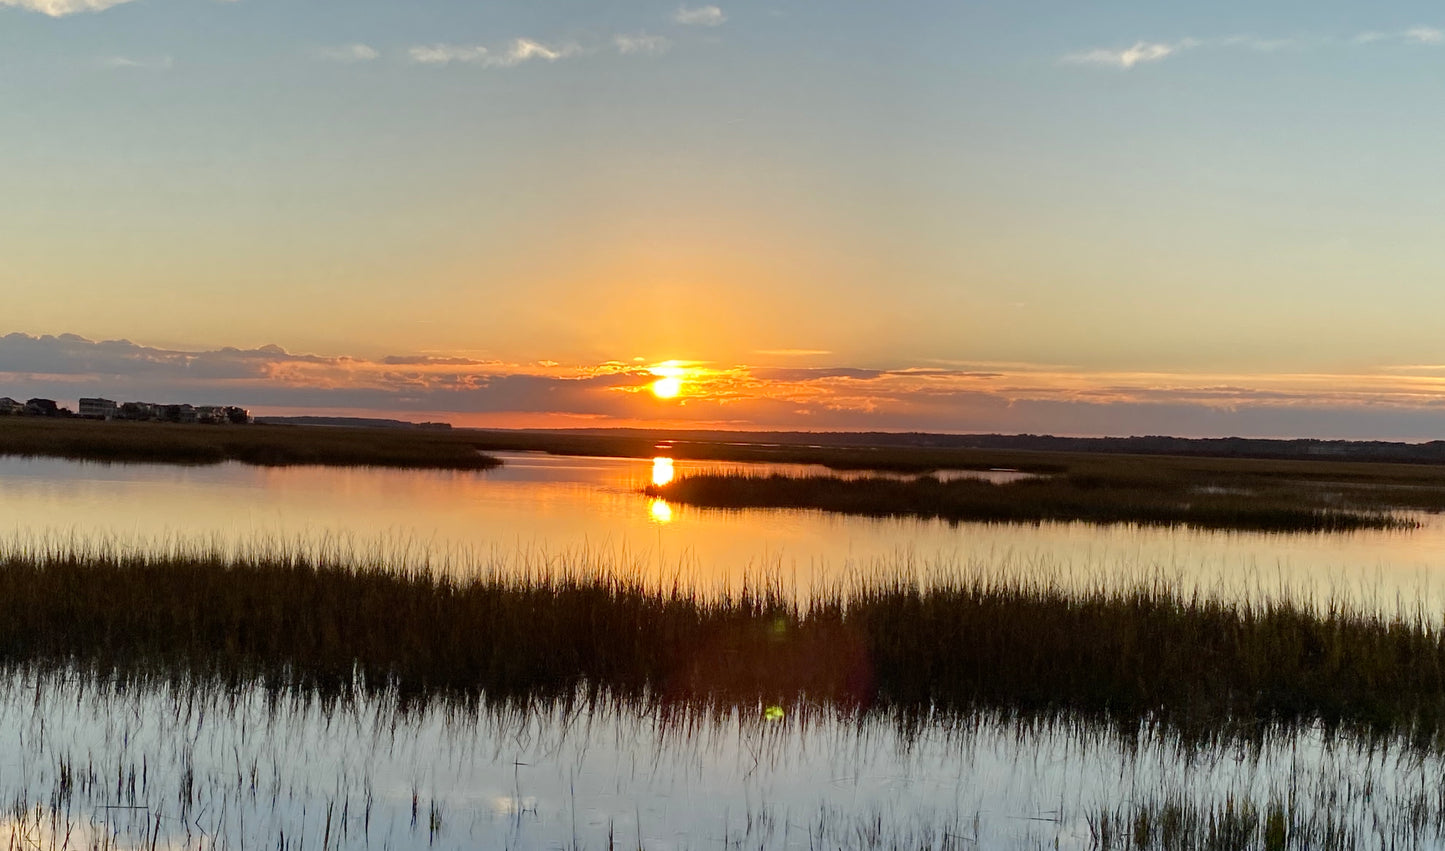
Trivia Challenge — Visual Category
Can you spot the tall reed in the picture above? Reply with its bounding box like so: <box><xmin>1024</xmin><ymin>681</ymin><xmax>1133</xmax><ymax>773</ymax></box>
<box><xmin>3</xmin><ymin>543</ymin><xmax>1445</xmax><ymax>745</ymax></box>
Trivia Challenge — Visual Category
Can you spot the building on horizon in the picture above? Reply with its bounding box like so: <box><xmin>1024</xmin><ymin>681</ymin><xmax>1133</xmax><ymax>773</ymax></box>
<box><xmin>24</xmin><ymin>398</ymin><xmax>62</xmax><ymax>417</ymax></box>
<box><xmin>78</xmin><ymin>397</ymin><xmax>118</xmax><ymax>420</ymax></box>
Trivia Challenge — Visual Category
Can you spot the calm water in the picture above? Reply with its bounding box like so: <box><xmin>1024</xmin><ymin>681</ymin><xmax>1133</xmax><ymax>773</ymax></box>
<box><xmin>2</xmin><ymin>451</ymin><xmax>1444</xmax><ymax>607</ymax></box>
<box><xmin>5</xmin><ymin>451</ymin><xmax>1445</xmax><ymax>848</ymax></box>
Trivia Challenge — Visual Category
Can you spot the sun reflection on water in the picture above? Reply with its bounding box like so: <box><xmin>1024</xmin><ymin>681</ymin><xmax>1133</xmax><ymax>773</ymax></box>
<box><xmin>651</xmin><ymin>457</ymin><xmax>675</xmax><ymax>487</ymax></box>
<box><xmin>649</xmin><ymin>499</ymin><xmax>673</xmax><ymax>524</ymax></box>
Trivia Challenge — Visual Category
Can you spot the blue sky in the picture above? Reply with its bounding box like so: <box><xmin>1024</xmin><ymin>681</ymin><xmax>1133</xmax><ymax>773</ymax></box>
<box><xmin>5</xmin><ymin>1</ymin><xmax>1445</xmax><ymax>434</ymax></box>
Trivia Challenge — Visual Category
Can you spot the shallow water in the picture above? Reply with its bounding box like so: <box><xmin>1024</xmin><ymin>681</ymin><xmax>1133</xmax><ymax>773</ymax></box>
<box><xmin>1</xmin><ymin>676</ymin><xmax>1441</xmax><ymax>850</ymax></box>
<box><xmin>5</xmin><ymin>451</ymin><xmax>1445</xmax><ymax>848</ymax></box>
<box><xmin>2</xmin><ymin>452</ymin><xmax>1443</xmax><ymax>608</ymax></box>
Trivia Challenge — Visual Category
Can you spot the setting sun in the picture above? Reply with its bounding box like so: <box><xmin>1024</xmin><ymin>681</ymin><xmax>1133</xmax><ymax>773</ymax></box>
<box><xmin>649</xmin><ymin>362</ymin><xmax>687</xmax><ymax>399</ymax></box>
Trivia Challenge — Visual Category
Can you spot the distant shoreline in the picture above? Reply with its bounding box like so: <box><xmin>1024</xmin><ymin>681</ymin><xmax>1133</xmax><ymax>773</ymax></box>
<box><xmin>4</xmin><ymin>418</ymin><xmax>1445</xmax><ymax>533</ymax></box>
<box><xmin>0</xmin><ymin>416</ymin><xmax>498</xmax><ymax>470</ymax></box>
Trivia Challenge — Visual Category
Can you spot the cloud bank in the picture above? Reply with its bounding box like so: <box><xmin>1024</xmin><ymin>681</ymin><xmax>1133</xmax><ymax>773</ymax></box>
<box><xmin>7</xmin><ymin>333</ymin><xmax>1445</xmax><ymax>438</ymax></box>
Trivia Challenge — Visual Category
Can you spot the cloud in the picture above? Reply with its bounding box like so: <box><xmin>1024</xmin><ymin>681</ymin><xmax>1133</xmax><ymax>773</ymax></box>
<box><xmin>409</xmin><ymin>44</ymin><xmax>488</xmax><ymax>64</ymax></box>
<box><xmin>1218</xmin><ymin>34</ymin><xmax>1299</xmax><ymax>52</ymax></box>
<box><xmin>751</xmin><ymin>368</ymin><xmax>886</xmax><ymax>382</ymax></box>
<box><xmin>615</xmin><ymin>32</ymin><xmax>672</xmax><ymax>55</ymax></box>
<box><xmin>381</xmin><ymin>355</ymin><xmax>493</xmax><ymax>366</ymax></box>
<box><xmin>100</xmin><ymin>55</ymin><xmax>174</xmax><ymax>70</ymax></box>
<box><xmin>408</xmin><ymin>38</ymin><xmax>579</xmax><ymax>67</ymax></box>
<box><xmin>673</xmin><ymin>4</ymin><xmax>725</xmax><ymax>26</ymax></box>
<box><xmin>316</xmin><ymin>43</ymin><xmax>379</xmax><ymax>63</ymax></box>
<box><xmin>500</xmin><ymin>38</ymin><xmax>578</xmax><ymax>65</ymax></box>
<box><xmin>1069</xmin><ymin>27</ymin><xmax>1445</xmax><ymax>69</ymax></box>
<box><xmin>1404</xmin><ymin>26</ymin><xmax>1444</xmax><ymax>45</ymax></box>
<box><xmin>11</xmin><ymin>332</ymin><xmax>1445</xmax><ymax>437</ymax></box>
<box><xmin>1063</xmin><ymin>40</ymin><xmax>1191</xmax><ymax>69</ymax></box>
<box><xmin>754</xmin><ymin>349</ymin><xmax>832</xmax><ymax>357</ymax></box>
<box><xmin>1354</xmin><ymin>27</ymin><xmax>1443</xmax><ymax>45</ymax></box>
<box><xmin>0</xmin><ymin>0</ymin><xmax>133</xmax><ymax>15</ymax></box>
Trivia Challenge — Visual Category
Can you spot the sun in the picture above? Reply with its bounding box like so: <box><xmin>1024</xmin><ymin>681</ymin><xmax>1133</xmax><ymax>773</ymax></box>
<box><xmin>651</xmin><ymin>376</ymin><xmax>682</xmax><ymax>398</ymax></box>
<box><xmin>648</xmin><ymin>361</ymin><xmax>687</xmax><ymax>399</ymax></box>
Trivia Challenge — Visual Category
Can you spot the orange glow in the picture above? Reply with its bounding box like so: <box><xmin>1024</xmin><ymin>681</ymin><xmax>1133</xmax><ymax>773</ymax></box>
<box><xmin>651</xmin><ymin>456</ymin><xmax>675</xmax><ymax>486</ymax></box>
<box><xmin>649</xmin><ymin>498</ymin><xmax>673</xmax><ymax>524</ymax></box>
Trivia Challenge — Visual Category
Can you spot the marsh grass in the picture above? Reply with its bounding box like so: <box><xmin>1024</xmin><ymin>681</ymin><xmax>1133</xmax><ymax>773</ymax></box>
<box><xmin>1087</xmin><ymin>784</ymin><xmax>1445</xmax><ymax>851</ymax></box>
<box><xmin>0</xmin><ymin>417</ymin><xmax>499</xmax><ymax>470</ymax></box>
<box><xmin>4</xmin><ymin>543</ymin><xmax>1445</xmax><ymax>746</ymax></box>
<box><xmin>646</xmin><ymin>471</ymin><xmax>1419</xmax><ymax>532</ymax></box>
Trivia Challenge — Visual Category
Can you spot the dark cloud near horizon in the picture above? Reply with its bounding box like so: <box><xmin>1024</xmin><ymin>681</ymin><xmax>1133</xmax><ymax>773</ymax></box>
<box><xmin>0</xmin><ymin>333</ymin><xmax>336</xmax><ymax>381</ymax></box>
<box><xmin>0</xmin><ymin>332</ymin><xmax>651</xmax><ymax>416</ymax></box>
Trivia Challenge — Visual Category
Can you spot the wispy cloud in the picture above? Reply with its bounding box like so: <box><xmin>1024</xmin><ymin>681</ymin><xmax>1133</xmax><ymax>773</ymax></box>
<box><xmin>316</xmin><ymin>43</ymin><xmax>379</xmax><ymax>63</ymax></box>
<box><xmin>673</xmin><ymin>4</ymin><xmax>725</xmax><ymax>27</ymax></box>
<box><xmin>1068</xmin><ymin>26</ymin><xmax>1445</xmax><ymax>70</ymax></box>
<box><xmin>0</xmin><ymin>0</ymin><xmax>133</xmax><ymax>16</ymax></box>
<box><xmin>100</xmin><ymin>55</ymin><xmax>173</xmax><ymax>70</ymax></box>
<box><xmin>1063</xmin><ymin>40</ymin><xmax>1194</xmax><ymax>69</ymax></box>
<box><xmin>1218</xmin><ymin>34</ymin><xmax>1300</xmax><ymax>52</ymax></box>
<box><xmin>409</xmin><ymin>44</ymin><xmax>487</xmax><ymax>65</ymax></box>
<box><xmin>408</xmin><ymin>38</ymin><xmax>579</xmax><ymax>67</ymax></box>
<box><xmin>615</xmin><ymin>32</ymin><xmax>672</xmax><ymax>55</ymax></box>
<box><xmin>1404</xmin><ymin>26</ymin><xmax>1444</xmax><ymax>44</ymax></box>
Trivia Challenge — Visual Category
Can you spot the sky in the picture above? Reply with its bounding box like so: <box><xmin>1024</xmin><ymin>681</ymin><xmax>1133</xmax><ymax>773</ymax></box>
<box><xmin>5</xmin><ymin>0</ymin><xmax>1445</xmax><ymax>437</ymax></box>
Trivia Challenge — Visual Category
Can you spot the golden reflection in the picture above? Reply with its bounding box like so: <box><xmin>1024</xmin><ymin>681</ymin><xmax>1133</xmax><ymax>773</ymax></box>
<box><xmin>649</xmin><ymin>498</ymin><xmax>673</xmax><ymax>524</ymax></box>
<box><xmin>651</xmin><ymin>456</ymin><xmax>675</xmax><ymax>487</ymax></box>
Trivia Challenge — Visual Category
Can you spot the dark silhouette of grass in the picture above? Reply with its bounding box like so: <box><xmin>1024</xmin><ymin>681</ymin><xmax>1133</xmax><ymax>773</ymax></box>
<box><xmin>5</xmin><ymin>544</ymin><xmax>1445</xmax><ymax>746</ymax></box>
<box><xmin>645</xmin><ymin>471</ymin><xmax>1414</xmax><ymax>532</ymax></box>
<box><xmin>0</xmin><ymin>417</ymin><xmax>499</xmax><ymax>470</ymax></box>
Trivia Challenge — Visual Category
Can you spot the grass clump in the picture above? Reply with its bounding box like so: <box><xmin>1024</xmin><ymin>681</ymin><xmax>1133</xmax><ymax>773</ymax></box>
<box><xmin>0</xmin><ymin>417</ymin><xmax>500</xmax><ymax>470</ymax></box>
<box><xmin>4</xmin><ymin>544</ymin><xmax>1445</xmax><ymax>743</ymax></box>
<box><xmin>645</xmin><ymin>471</ymin><xmax>1414</xmax><ymax>532</ymax></box>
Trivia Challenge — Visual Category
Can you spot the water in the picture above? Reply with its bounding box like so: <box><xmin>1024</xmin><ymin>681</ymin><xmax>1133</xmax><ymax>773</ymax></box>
<box><xmin>2</xmin><ymin>452</ymin><xmax>1443</xmax><ymax>608</ymax></box>
<box><xmin>5</xmin><ymin>451</ymin><xmax>1445</xmax><ymax>848</ymax></box>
